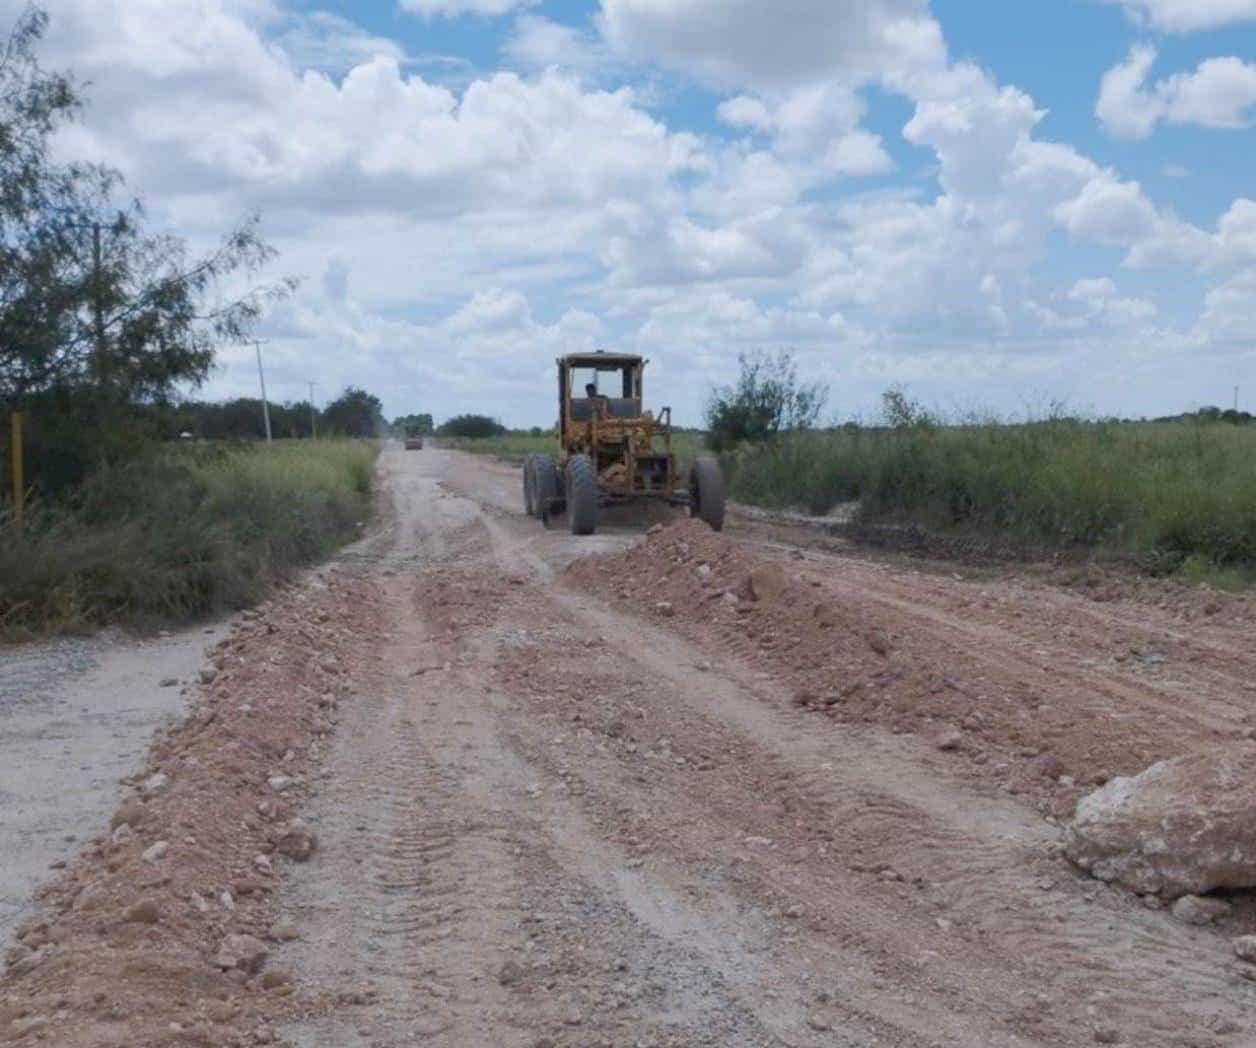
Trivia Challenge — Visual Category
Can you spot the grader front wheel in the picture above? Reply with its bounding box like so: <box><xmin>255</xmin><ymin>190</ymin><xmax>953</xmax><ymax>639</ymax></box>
<box><xmin>566</xmin><ymin>454</ymin><xmax>599</xmax><ymax>536</ymax></box>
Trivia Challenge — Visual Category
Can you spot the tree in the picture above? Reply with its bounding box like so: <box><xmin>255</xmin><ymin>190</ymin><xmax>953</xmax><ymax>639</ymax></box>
<box><xmin>704</xmin><ymin>350</ymin><xmax>827</xmax><ymax>451</ymax></box>
<box><xmin>392</xmin><ymin>412</ymin><xmax>433</xmax><ymax>436</ymax></box>
<box><xmin>323</xmin><ymin>387</ymin><xmax>384</xmax><ymax>437</ymax></box>
<box><xmin>0</xmin><ymin>7</ymin><xmax>289</xmax><ymax>409</ymax></box>
<box><xmin>438</xmin><ymin>414</ymin><xmax>506</xmax><ymax>438</ymax></box>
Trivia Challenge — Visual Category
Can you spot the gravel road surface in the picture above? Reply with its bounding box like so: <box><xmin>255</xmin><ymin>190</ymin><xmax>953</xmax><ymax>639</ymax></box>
<box><xmin>5</xmin><ymin>444</ymin><xmax>1256</xmax><ymax>1047</ymax></box>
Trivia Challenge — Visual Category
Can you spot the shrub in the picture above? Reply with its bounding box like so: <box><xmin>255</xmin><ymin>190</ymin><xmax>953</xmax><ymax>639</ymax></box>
<box><xmin>438</xmin><ymin>414</ymin><xmax>507</xmax><ymax>438</ymax></box>
<box><xmin>704</xmin><ymin>350</ymin><xmax>827</xmax><ymax>452</ymax></box>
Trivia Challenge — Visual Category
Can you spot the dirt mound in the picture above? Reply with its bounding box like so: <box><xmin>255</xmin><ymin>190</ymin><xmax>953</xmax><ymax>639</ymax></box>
<box><xmin>0</xmin><ymin>571</ymin><xmax>381</xmax><ymax>1047</ymax></box>
<box><xmin>1067</xmin><ymin>747</ymin><xmax>1256</xmax><ymax>898</ymax></box>
<box><xmin>568</xmin><ymin>516</ymin><xmax>933</xmax><ymax>720</ymax></box>
<box><xmin>565</xmin><ymin>518</ymin><xmax>1239</xmax><ymax>821</ymax></box>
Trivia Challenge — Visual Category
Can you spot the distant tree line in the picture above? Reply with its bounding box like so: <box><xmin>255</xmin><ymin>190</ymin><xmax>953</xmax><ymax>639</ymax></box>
<box><xmin>169</xmin><ymin>387</ymin><xmax>385</xmax><ymax>441</ymax></box>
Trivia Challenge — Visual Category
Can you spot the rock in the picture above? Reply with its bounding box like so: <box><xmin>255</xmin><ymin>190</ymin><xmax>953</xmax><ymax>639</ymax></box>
<box><xmin>1066</xmin><ymin>748</ymin><xmax>1256</xmax><ymax>897</ymax></box>
<box><xmin>696</xmin><ymin>564</ymin><xmax>712</xmax><ymax>580</ymax></box>
<box><xmin>269</xmin><ymin>919</ymin><xmax>300</xmax><ymax>942</ymax></box>
<box><xmin>268</xmin><ymin>775</ymin><xmax>295</xmax><ymax>793</ymax></box>
<box><xmin>159</xmin><ymin>678</ymin><xmax>178</xmax><ymax>688</ymax></box>
<box><xmin>813</xmin><ymin>602</ymin><xmax>839</xmax><ymax>628</ymax></box>
<box><xmin>1234</xmin><ymin>936</ymin><xmax>1256</xmax><ymax>962</ymax></box>
<box><xmin>935</xmin><ymin>728</ymin><xmax>963</xmax><ymax>751</ymax></box>
<box><xmin>654</xmin><ymin>601</ymin><xmax>675</xmax><ymax>617</ymax></box>
<box><xmin>199</xmin><ymin>668</ymin><xmax>217</xmax><ymax>685</ymax></box>
<box><xmin>721</xmin><ymin>591</ymin><xmax>739</xmax><ymax>606</ymax></box>
<box><xmin>10</xmin><ymin>1015</ymin><xmax>49</xmax><ymax>1038</ymax></box>
<box><xmin>1093</xmin><ymin>1026</ymin><xmax>1120</xmax><ymax>1044</ymax></box>
<box><xmin>214</xmin><ymin>934</ymin><xmax>269</xmax><ymax>974</ymax></box>
<box><xmin>143</xmin><ymin>772</ymin><xmax>169</xmax><ymax>795</ymax></box>
<box><xmin>744</xmin><ymin>563</ymin><xmax>789</xmax><ymax>603</ymax></box>
<box><xmin>1170</xmin><ymin>894</ymin><xmax>1232</xmax><ymax>925</ymax></box>
<box><xmin>253</xmin><ymin>854</ymin><xmax>274</xmax><ymax>876</ymax></box>
<box><xmin>498</xmin><ymin>959</ymin><xmax>525</xmax><ymax>986</ymax></box>
<box><xmin>190</xmin><ymin>892</ymin><xmax>210</xmax><ymax>914</ymax></box>
<box><xmin>275</xmin><ymin>822</ymin><xmax>318</xmax><ymax>862</ymax></box>
<box><xmin>868</xmin><ymin>629</ymin><xmax>892</xmax><ymax>656</ymax></box>
<box><xmin>220</xmin><ymin>890</ymin><xmax>235</xmax><ymax>911</ymax></box>
<box><xmin>261</xmin><ymin>969</ymin><xmax>292</xmax><ymax>992</ymax></box>
<box><xmin>124</xmin><ymin>899</ymin><xmax>162</xmax><ymax>924</ymax></box>
<box><xmin>232</xmin><ymin>877</ymin><xmax>267</xmax><ymax>896</ymax></box>
<box><xmin>141</xmin><ymin>841</ymin><xmax>169</xmax><ymax>864</ymax></box>
<box><xmin>111</xmin><ymin>823</ymin><xmax>135</xmax><ymax>845</ymax></box>
<box><xmin>110</xmin><ymin>801</ymin><xmax>147</xmax><ymax>830</ymax></box>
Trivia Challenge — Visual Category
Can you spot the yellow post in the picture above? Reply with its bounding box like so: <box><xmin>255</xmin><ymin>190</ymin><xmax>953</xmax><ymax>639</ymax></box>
<box><xmin>11</xmin><ymin>411</ymin><xmax>23</xmax><ymax>533</ymax></box>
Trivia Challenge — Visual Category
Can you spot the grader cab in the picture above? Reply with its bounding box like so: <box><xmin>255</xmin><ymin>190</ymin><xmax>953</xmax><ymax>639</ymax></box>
<box><xmin>523</xmin><ymin>351</ymin><xmax>725</xmax><ymax>536</ymax></box>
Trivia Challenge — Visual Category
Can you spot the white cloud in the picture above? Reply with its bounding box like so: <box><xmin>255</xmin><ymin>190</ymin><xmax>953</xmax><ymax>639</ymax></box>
<box><xmin>1101</xmin><ymin>0</ymin><xmax>1256</xmax><ymax>32</ymax></box>
<box><xmin>599</xmin><ymin>0</ymin><xmax>945</xmax><ymax>90</ymax></box>
<box><xmin>400</xmin><ymin>0</ymin><xmax>537</xmax><ymax>18</ymax></box>
<box><xmin>1029</xmin><ymin>277</ymin><xmax>1158</xmax><ymax>331</ymax></box>
<box><xmin>717</xmin><ymin>83</ymin><xmax>893</xmax><ymax>178</ymax></box>
<box><xmin>11</xmin><ymin>0</ymin><xmax>1256</xmax><ymax>423</ymax></box>
<box><xmin>1199</xmin><ymin>268</ymin><xmax>1256</xmax><ymax>342</ymax></box>
<box><xmin>1098</xmin><ymin>46</ymin><xmax>1256</xmax><ymax>137</ymax></box>
<box><xmin>504</xmin><ymin>14</ymin><xmax>608</xmax><ymax>73</ymax></box>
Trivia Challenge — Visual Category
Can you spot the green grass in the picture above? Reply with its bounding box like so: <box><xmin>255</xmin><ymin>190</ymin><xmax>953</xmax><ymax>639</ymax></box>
<box><xmin>0</xmin><ymin>439</ymin><xmax>379</xmax><ymax>637</ymax></box>
<box><xmin>724</xmin><ymin>419</ymin><xmax>1256</xmax><ymax>576</ymax></box>
<box><xmin>441</xmin><ymin>430</ymin><xmax>706</xmax><ymax>471</ymax></box>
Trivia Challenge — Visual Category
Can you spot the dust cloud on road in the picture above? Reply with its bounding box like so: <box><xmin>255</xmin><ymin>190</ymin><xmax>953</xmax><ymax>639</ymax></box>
<box><xmin>5</xmin><ymin>445</ymin><xmax>1256</xmax><ymax>1047</ymax></box>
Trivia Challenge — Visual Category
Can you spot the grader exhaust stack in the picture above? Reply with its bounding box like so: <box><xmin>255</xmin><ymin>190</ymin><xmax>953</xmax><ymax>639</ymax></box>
<box><xmin>522</xmin><ymin>350</ymin><xmax>725</xmax><ymax>536</ymax></box>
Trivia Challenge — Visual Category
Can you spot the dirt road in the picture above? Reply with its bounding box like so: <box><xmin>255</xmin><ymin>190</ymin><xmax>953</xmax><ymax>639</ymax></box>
<box><xmin>6</xmin><ymin>445</ymin><xmax>1256</xmax><ymax>1047</ymax></box>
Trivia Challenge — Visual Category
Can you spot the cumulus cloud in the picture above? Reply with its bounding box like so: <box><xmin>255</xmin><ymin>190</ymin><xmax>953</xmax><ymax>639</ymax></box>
<box><xmin>8</xmin><ymin>0</ymin><xmax>1256</xmax><ymax>422</ymax></box>
<box><xmin>717</xmin><ymin>83</ymin><xmax>893</xmax><ymax>177</ymax></box>
<box><xmin>1098</xmin><ymin>46</ymin><xmax>1256</xmax><ymax>137</ymax></box>
<box><xmin>1100</xmin><ymin>0</ymin><xmax>1256</xmax><ymax>32</ymax></box>
<box><xmin>598</xmin><ymin>0</ymin><xmax>945</xmax><ymax>89</ymax></box>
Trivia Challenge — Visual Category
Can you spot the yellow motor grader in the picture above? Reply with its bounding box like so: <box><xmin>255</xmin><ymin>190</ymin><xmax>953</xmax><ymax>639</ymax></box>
<box><xmin>523</xmin><ymin>351</ymin><xmax>725</xmax><ymax>536</ymax></box>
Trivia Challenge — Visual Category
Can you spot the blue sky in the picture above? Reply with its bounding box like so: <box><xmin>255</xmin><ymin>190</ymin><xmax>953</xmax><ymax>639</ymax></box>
<box><xmin>13</xmin><ymin>0</ymin><xmax>1256</xmax><ymax>424</ymax></box>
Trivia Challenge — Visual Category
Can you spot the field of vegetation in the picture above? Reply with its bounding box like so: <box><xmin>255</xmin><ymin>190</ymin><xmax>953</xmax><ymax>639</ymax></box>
<box><xmin>0</xmin><ymin>440</ymin><xmax>378</xmax><ymax>637</ymax></box>
<box><xmin>725</xmin><ymin>416</ymin><xmax>1256</xmax><ymax>580</ymax></box>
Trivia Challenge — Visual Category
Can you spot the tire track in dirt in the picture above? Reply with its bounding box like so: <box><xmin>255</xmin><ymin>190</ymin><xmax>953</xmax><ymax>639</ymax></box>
<box><xmin>280</xmin><ymin>466</ymin><xmax>784</xmax><ymax>1046</ymax></box>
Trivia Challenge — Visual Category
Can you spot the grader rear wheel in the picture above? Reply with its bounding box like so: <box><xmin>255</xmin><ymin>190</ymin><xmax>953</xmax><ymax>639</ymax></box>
<box><xmin>689</xmin><ymin>455</ymin><xmax>726</xmax><ymax>532</ymax></box>
<box><xmin>522</xmin><ymin>455</ymin><xmax>537</xmax><ymax>517</ymax></box>
<box><xmin>533</xmin><ymin>454</ymin><xmax>560</xmax><ymax>522</ymax></box>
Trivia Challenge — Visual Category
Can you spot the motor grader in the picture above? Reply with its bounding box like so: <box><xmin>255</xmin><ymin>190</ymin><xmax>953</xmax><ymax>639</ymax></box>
<box><xmin>523</xmin><ymin>351</ymin><xmax>725</xmax><ymax>536</ymax></box>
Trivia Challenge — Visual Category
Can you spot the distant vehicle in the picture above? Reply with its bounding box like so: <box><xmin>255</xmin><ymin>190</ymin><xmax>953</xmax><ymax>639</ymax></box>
<box><xmin>404</xmin><ymin>434</ymin><xmax>424</xmax><ymax>450</ymax></box>
<box><xmin>523</xmin><ymin>350</ymin><xmax>725</xmax><ymax>536</ymax></box>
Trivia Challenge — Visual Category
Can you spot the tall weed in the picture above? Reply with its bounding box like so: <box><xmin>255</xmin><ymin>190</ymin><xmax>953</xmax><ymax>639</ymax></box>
<box><xmin>0</xmin><ymin>440</ymin><xmax>378</xmax><ymax>637</ymax></box>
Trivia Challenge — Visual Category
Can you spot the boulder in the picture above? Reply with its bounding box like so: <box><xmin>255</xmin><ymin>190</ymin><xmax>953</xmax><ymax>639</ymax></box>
<box><xmin>214</xmin><ymin>934</ymin><xmax>268</xmax><ymax>974</ymax></box>
<box><xmin>275</xmin><ymin>821</ymin><xmax>318</xmax><ymax>862</ymax></box>
<box><xmin>741</xmin><ymin>563</ymin><xmax>789</xmax><ymax>603</ymax></box>
<box><xmin>1170</xmin><ymin>894</ymin><xmax>1231</xmax><ymax>925</ymax></box>
<box><xmin>1066</xmin><ymin>748</ymin><xmax>1256</xmax><ymax>898</ymax></box>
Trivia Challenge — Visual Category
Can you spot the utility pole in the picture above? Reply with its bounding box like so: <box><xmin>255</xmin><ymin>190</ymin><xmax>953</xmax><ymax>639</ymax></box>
<box><xmin>307</xmin><ymin>381</ymin><xmax>317</xmax><ymax>439</ymax></box>
<box><xmin>254</xmin><ymin>340</ymin><xmax>272</xmax><ymax>444</ymax></box>
<box><xmin>1235</xmin><ymin>385</ymin><xmax>1240</xmax><ymax>413</ymax></box>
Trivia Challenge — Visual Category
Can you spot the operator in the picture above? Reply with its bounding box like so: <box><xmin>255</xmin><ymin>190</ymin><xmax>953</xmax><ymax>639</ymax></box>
<box><xmin>585</xmin><ymin>382</ymin><xmax>610</xmax><ymax>419</ymax></box>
